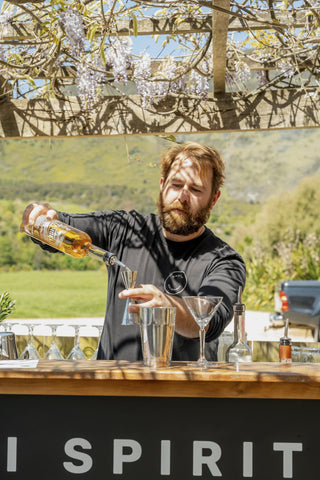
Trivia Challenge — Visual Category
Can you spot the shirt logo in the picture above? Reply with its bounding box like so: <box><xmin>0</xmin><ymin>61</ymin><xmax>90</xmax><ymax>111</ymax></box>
<box><xmin>164</xmin><ymin>271</ymin><xmax>187</xmax><ymax>295</ymax></box>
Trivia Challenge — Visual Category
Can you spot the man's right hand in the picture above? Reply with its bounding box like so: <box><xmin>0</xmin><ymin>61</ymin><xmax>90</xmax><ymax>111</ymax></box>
<box><xmin>20</xmin><ymin>202</ymin><xmax>58</xmax><ymax>231</ymax></box>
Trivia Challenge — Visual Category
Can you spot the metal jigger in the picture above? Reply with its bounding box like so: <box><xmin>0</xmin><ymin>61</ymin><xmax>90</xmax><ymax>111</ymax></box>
<box><xmin>121</xmin><ymin>270</ymin><xmax>139</xmax><ymax>325</ymax></box>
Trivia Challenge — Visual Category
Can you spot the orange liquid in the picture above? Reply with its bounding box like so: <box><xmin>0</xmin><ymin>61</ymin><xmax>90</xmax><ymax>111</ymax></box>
<box><xmin>23</xmin><ymin>218</ymin><xmax>92</xmax><ymax>258</ymax></box>
<box><xmin>45</xmin><ymin>223</ymin><xmax>92</xmax><ymax>257</ymax></box>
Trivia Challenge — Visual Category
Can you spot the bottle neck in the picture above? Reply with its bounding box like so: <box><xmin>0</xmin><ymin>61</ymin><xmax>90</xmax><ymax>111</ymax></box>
<box><xmin>88</xmin><ymin>245</ymin><xmax>116</xmax><ymax>266</ymax></box>
<box><xmin>233</xmin><ymin>306</ymin><xmax>246</xmax><ymax>343</ymax></box>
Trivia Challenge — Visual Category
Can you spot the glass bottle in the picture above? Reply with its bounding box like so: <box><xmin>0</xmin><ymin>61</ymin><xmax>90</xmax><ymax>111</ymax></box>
<box><xmin>21</xmin><ymin>213</ymin><xmax>125</xmax><ymax>267</ymax></box>
<box><xmin>279</xmin><ymin>318</ymin><xmax>292</xmax><ymax>363</ymax></box>
<box><xmin>225</xmin><ymin>287</ymin><xmax>252</xmax><ymax>362</ymax></box>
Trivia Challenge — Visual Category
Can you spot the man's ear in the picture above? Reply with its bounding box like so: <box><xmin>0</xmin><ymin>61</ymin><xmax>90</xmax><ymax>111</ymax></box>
<box><xmin>210</xmin><ymin>190</ymin><xmax>221</xmax><ymax>209</ymax></box>
<box><xmin>160</xmin><ymin>177</ymin><xmax>164</xmax><ymax>189</ymax></box>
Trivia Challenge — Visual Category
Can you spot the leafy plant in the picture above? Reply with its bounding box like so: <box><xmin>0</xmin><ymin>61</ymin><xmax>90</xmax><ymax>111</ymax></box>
<box><xmin>0</xmin><ymin>291</ymin><xmax>16</xmax><ymax>322</ymax></box>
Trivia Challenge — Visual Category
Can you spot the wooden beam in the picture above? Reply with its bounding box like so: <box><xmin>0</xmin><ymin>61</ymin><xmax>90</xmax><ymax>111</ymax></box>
<box><xmin>212</xmin><ymin>0</ymin><xmax>230</xmax><ymax>94</ymax></box>
<box><xmin>1</xmin><ymin>10</ymin><xmax>308</xmax><ymax>42</ymax></box>
<box><xmin>5</xmin><ymin>0</ymin><xmax>42</xmax><ymax>4</ymax></box>
<box><xmin>0</xmin><ymin>89</ymin><xmax>319</xmax><ymax>138</ymax></box>
<box><xmin>1</xmin><ymin>17</ymin><xmax>212</xmax><ymax>41</ymax></box>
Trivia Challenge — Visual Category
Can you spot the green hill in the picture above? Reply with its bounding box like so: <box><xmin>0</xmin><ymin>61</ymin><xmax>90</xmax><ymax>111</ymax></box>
<box><xmin>1</xmin><ymin>129</ymin><xmax>319</xmax><ymax>207</ymax></box>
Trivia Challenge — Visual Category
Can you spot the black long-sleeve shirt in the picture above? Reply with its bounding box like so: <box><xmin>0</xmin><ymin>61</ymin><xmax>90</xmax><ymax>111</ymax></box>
<box><xmin>56</xmin><ymin>210</ymin><xmax>246</xmax><ymax>361</ymax></box>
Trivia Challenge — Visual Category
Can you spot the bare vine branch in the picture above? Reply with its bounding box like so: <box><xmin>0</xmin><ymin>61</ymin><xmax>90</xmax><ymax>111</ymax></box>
<box><xmin>0</xmin><ymin>0</ymin><xmax>318</xmax><ymax>112</ymax></box>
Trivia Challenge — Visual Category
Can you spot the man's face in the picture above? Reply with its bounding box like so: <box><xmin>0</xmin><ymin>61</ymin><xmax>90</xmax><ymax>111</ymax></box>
<box><xmin>158</xmin><ymin>155</ymin><xmax>220</xmax><ymax>237</ymax></box>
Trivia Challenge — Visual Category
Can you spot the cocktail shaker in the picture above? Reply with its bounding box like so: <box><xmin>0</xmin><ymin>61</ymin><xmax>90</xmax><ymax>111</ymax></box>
<box><xmin>0</xmin><ymin>332</ymin><xmax>18</xmax><ymax>360</ymax></box>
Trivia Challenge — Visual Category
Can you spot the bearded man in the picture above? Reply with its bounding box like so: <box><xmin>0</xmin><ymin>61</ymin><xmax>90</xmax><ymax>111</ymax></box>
<box><xmin>22</xmin><ymin>142</ymin><xmax>246</xmax><ymax>361</ymax></box>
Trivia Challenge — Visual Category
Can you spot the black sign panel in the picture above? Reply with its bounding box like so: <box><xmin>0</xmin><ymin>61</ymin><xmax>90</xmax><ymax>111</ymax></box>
<box><xmin>0</xmin><ymin>395</ymin><xmax>316</xmax><ymax>479</ymax></box>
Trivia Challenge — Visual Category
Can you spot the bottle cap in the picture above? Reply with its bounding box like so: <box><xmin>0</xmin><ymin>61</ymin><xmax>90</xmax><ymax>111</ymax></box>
<box><xmin>280</xmin><ymin>336</ymin><xmax>291</xmax><ymax>345</ymax></box>
<box><xmin>280</xmin><ymin>319</ymin><xmax>291</xmax><ymax>344</ymax></box>
<box><xmin>233</xmin><ymin>286</ymin><xmax>245</xmax><ymax>314</ymax></box>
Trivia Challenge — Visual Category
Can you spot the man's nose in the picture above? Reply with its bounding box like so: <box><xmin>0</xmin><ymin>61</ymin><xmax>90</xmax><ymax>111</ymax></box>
<box><xmin>178</xmin><ymin>187</ymin><xmax>189</xmax><ymax>203</ymax></box>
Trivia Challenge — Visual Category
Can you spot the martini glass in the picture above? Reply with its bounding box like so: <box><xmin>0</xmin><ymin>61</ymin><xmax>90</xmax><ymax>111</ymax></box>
<box><xmin>67</xmin><ymin>325</ymin><xmax>86</xmax><ymax>360</ymax></box>
<box><xmin>183</xmin><ymin>296</ymin><xmax>223</xmax><ymax>369</ymax></box>
<box><xmin>90</xmin><ymin>324</ymin><xmax>103</xmax><ymax>360</ymax></box>
<box><xmin>19</xmin><ymin>323</ymin><xmax>41</xmax><ymax>360</ymax></box>
<box><xmin>1</xmin><ymin>322</ymin><xmax>11</xmax><ymax>332</ymax></box>
<box><xmin>44</xmin><ymin>324</ymin><xmax>64</xmax><ymax>360</ymax></box>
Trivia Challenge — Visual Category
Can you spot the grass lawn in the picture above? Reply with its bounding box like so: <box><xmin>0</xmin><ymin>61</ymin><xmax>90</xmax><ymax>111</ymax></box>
<box><xmin>0</xmin><ymin>270</ymin><xmax>108</xmax><ymax>318</ymax></box>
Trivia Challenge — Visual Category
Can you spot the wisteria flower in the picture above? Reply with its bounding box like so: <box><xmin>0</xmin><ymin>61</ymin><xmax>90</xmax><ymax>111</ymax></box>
<box><xmin>77</xmin><ymin>55</ymin><xmax>105</xmax><ymax>110</ymax></box>
<box><xmin>59</xmin><ymin>9</ymin><xmax>85</xmax><ymax>57</ymax></box>
<box><xmin>278</xmin><ymin>60</ymin><xmax>296</xmax><ymax>78</ymax></box>
<box><xmin>105</xmin><ymin>38</ymin><xmax>132</xmax><ymax>83</ymax></box>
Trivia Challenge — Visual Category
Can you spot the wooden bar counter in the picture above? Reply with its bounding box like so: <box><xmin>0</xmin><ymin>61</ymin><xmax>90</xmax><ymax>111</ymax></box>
<box><xmin>0</xmin><ymin>361</ymin><xmax>319</xmax><ymax>479</ymax></box>
<box><xmin>0</xmin><ymin>360</ymin><xmax>320</xmax><ymax>399</ymax></box>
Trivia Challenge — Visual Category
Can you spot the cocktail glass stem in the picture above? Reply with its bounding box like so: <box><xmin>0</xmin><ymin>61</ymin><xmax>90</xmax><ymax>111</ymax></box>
<box><xmin>29</xmin><ymin>324</ymin><xmax>35</xmax><ymax>345</ymax></box>
<box><xmin>67</xmin><ymin>325</ymin><xmax>86</xmax><ymax>360</ymax></box>
<box><xmin>19</xmin><ymin>323</ymin><xmax>40</xmax><ymax>360</ymax></box>
<box><xmin>90</xmin><ymin>325</ymin><xmax>103</xmax><ymax>360</ymax></box>
<box><xmin>44</xmin><ymin>324</ymin><xmax>64</xmax><ymax>360</ymax></box>
<box><xmin>52</xmin><ymin>326</ymin><xmax>57</xmax><ymax>344</ymax></box>
<box><xmin>74</xmin><ymin>326</ymin><xmax>80</xmax><ymax>348</ymax></box>
<box><xmin>199</xmin><ymin>327</ymin><xmax>206</xmax><ymax>366</ymax></box>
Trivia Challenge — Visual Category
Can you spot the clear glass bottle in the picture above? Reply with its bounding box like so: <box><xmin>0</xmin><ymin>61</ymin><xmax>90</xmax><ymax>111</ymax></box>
<box><xmin>279</xmin><ymin>319</ymin><xmax>292</xmax><ymax>363</ymax></box>
<box><xmin>225</xmin><ymin>287</ymin><xmax>252</xmax><ymax>362</ymax></box>
<box><xmin>21</xmin><ymin>213</ymin><xmax>124</xmax><ymax>267</ymax></box>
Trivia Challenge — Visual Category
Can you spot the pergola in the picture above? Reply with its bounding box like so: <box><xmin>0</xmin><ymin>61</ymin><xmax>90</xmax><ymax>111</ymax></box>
<box><xmin>0</xmin><ymin>0</ymin><xmax>319</xmax><ymax>138</ymax></box>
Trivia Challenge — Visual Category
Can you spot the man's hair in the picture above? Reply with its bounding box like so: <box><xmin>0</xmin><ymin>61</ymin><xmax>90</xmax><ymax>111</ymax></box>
<box><xmin>160</xmin><ymin>142</ymin><xmax>225</xmax><ymax>195</ymax></box>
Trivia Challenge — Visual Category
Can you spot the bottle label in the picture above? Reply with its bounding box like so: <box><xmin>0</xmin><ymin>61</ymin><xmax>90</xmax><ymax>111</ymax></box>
<box><xmin>34</xmin><ymin>216</ymin><xmax>68</xmax><ymax>249</ymax></box>
<box><xmin>47</xmin><ymin>224</ymin><xmax>64</xmax><ymax>249</ymax></box>
<box><xmin>279</xmin><ymin>344</ymin><xmax>292</xmax><ymax>360</ymax></box>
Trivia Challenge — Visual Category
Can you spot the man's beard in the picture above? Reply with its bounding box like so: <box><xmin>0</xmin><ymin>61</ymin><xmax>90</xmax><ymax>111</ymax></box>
<box><xmin>157</xmin><ymin>192</ymin><xmax>212</xmax><ymax>236</ymax></box>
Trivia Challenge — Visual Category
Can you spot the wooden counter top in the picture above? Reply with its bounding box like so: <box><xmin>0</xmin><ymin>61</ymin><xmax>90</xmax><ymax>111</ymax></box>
<box><xmin>0</xmin><ymin>360</ymin><xmax>320</xmax><ymax>399</ymax></box>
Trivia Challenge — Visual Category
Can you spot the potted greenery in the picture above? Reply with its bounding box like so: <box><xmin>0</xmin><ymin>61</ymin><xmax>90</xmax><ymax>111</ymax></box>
<box><xmin>0</xmin><ymin>291</ymin><xmax>18</xmax><ymax>359</ymax></box>
<box><xmin>0</xmin><ymin>291</ymin><xmax>16</xmax><ymax>323</ymax></box>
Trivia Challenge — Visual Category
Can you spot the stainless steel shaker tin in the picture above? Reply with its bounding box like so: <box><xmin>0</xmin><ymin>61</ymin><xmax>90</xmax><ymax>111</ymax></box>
<box><xmin>0</xmin><ymin>332</ymin><xmax>18</xmax><ymax>360</ymax></box>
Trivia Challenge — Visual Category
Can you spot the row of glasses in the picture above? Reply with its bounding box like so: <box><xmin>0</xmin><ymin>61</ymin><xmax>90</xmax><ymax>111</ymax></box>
<box><xmin>46</xmin><ymin>323</ymin><xmax>103</xmax><ymax>360</ymax></box>
<box><xmin>1</xmin><ymin>322</ymin><xmax>103</xmax><ymax>360</ymax></box>
<box><xmin>3</xmin><ymin>294</ymin><xmax>222</xmax><ymax>367</ymax></box>
<box><xmin>292</xmin><ymin>345</ymin><xmax>320</xmax><ymax>363</ymax></box>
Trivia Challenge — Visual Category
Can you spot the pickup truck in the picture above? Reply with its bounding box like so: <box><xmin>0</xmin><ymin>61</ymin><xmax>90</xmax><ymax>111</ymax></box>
<box><xmin>270</xmin><ymin>280</ymin><xmax>320</xmax><ymax>340</ymax></box>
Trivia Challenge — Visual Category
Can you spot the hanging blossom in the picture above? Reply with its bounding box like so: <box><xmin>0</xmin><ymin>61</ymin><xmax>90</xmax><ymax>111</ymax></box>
<box><xmin>189</xmin><ymin>70</ymin><xmax>209</xmax><ymax>99</ymax></box>
<box><xmin>105</xmin><ymin>38</ymin><xmax>132</xmax><ymax>83</ymax></box>
<box><xmin>278</xmin><ymin>60</ymin><xmax>296</xmax><ymax>78</ymax></box>
<box><xmin>0</xmin><ymin>14</ymin><xmax>9</xmax><ymax>65</ymax></box>
<box><xmin>161</xmin><ymin>56</ymin><xmax>187</xmax><ymax>94</ymax></box>
<box><xmin>0</xmin><ymin>11</ymin><xmax>10</xmax><ymax>40</ymax></box>
<box><xmin>0</xmin><ymin>12</ymin><xmax>10</xmax><ymax>26</ymax></box>
<box><xmin>134</xmin><ymin>53</ymin><xmax>211</xmax><ymax>107</ymax></box>
<box><xmin>134</xmin><ymin>52</ymin><xmax>152</xmax><ymax>80</ymax></box>
<box><xmin>256</xmin><ymin>70</ymin><xmax>268</xmax><ymax>87</ymax></box>
<box><xmin>133</xmin><ymin>53</ymin><xmax>158</xmax><ymax>108</ymax></box>
<box><xmin>133</xmin><ymin>54</ymin><xmax>190</xmax><ymax>107</ymax></box>
<box><xmin>77</xmin><ymin>55</ymin><xmax>106</xmax><ymax>110</ymax></box>
<box><xmin>153</xmin><ymin>57</ymin><xmax>177</xmax><ymax>98</ymax></box>
<box><xmin>162</xmin><ymin>56</ymin><xmax>177</xmax><ymax>80</ymax></box>
<box><xmin>226</xmin><ymin>60</ymin><xmax>251</xmax><ymax>89</ymax></box>
<box><xmin>0</xmin><ymin>46</ymin><xmax>9</xmax><ymax>79</ymax></box>
<box><xmin>234</xmin><ymin>60</ymin><xmax>251</xmax><ymax>83</ymax></box>
<box><xmin>304</xmin><ymin>86</ymin><xmax>318</xmax><ymax>99</ymax></box>
<box><xmin>59</xmin><ymin>9</ymin><xmax>85</xmax><ymax>57</ymax></box>
<box><xmin>187</xmin><ymin>57</ymin><xmax>211</xmax><ymax>99</ymax></box>
<box><xmin>133</xmin><ymin>52</ymin><xmax>151</xmax><ymax>105</ymax></box>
